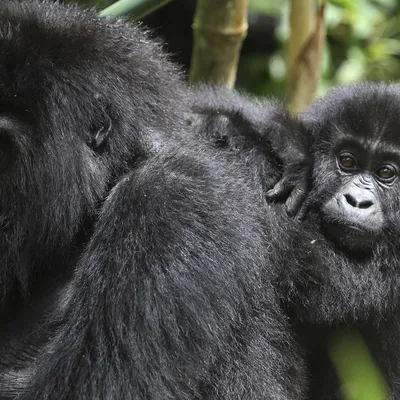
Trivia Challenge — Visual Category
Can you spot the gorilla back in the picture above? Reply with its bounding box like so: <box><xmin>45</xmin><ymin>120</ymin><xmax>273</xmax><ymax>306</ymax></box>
<box><xmin>0</xmin><ymin>1</ymin><xmax>304</xmax><ymax>399</ymax></box>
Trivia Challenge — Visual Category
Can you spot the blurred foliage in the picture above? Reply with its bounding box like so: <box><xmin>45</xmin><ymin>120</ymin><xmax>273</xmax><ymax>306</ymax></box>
<box><xmin>239</xmin><ymin>0</ymin><xmax>400</xmax><ymax>98</ymax></box>
<box><xmin>72</xmin><ymin>0</ymin><xmax>400</xmax><ymax>99</ymax></box>
<box><xmin>329</xmin><ymin>329</ymin><xmax>390</xmax><ymax>400</ymax></box>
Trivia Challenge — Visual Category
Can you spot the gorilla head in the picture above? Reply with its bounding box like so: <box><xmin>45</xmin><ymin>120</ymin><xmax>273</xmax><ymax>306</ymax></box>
<box><xmin>0</xmin><ymin>0</ymin><xmax>186</xmax><ymax>303</ymax></box>
<box><xmin>303</xmin><ymin>83</ymin><xmax>400</xmax><ymax>255</ymax></box>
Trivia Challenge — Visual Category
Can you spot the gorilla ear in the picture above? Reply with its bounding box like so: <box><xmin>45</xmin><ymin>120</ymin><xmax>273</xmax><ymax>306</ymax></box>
<box><xmin>90</xmin><ymin>111</ymin><xmax>112</xmax><ymax>151</ymax></box>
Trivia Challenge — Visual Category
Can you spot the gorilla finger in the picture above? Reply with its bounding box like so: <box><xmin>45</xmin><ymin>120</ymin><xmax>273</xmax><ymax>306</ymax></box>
<box><xmin>294</xmin><ymin>199</ymin><xmax>311</xmax><ymax>221</ymax></box>
<box><xmin>285</xmin><ymin>186</ymin><xmax>307</xmax><ymax>217</ymax></box>
<box><xmin>266</xmin><ymin>179</ymin><xmax>293</xmax><ymax>201</ymax></box>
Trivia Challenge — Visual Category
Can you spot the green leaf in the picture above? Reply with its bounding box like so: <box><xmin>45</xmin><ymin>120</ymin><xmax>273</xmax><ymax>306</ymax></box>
<box><xmin>329</xmin><ymin>328</ymin><xmax>390</xmax><ymax>400</ymax></box>
<box><xmin>99</xmin><ymin>0</ymin><xmax>173</xmax><ymax>19</ymax></box>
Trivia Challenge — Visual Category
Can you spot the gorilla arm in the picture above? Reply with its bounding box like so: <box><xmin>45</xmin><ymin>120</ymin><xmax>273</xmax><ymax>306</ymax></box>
<box><xmin>191</xmin><ymin>86</ymin><xmax>311</xmax><ymax>216</ymax></box>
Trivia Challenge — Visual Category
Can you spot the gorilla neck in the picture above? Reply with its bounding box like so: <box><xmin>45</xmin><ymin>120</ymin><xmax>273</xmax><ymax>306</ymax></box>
<box><xmin>275</xmin><ymin>211</ymin><xmax>400</xmax><ymax>325</ymax></box>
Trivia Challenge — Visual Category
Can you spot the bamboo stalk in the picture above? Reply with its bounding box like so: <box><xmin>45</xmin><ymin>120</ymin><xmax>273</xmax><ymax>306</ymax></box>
<box><xmin>287</xmin><ymin>1</ymin><xmax>326</xmax><ymax>114</ymax></box>
<box><xmin>189</xmin><ymin>0</ymin><xmax>249</xmax><ymax>88</ymax></box>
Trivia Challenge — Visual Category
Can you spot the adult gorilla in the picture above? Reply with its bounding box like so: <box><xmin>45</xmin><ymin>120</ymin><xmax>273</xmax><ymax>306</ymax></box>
<box><xmin>193</xmin><ymin>84</ymin><xmax>400</xmax><ymax>399</ymax></box>
<box><xmin>0</xmin><ymin>1</ymin><xmax>308</xmax><ymax>399</ymax></box>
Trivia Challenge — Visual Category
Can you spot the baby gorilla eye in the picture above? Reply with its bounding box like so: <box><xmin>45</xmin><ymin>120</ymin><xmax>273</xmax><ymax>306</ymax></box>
<box><xmin>338</xmin><ymin>153</ymin><xmax>357</xmax><ymax>170</ymax></box>
<box><xmin>376</xmin><ymin>165</ymin><xmax>397</xmax><ymax>182</ymax></box>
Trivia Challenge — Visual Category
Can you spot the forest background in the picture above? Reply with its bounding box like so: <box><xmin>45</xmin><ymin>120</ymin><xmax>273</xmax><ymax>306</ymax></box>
<box><xmin>71</xmin><ymin>0</ymin><xmax>400</xmax><ymax>101</ymax></box>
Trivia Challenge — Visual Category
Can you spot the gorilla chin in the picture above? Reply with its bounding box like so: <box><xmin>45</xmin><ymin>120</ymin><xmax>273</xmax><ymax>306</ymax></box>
<box><xmin>321</xmin><ymin>219</ymin><xmax>378</xmax><ymax>253</ymax></box>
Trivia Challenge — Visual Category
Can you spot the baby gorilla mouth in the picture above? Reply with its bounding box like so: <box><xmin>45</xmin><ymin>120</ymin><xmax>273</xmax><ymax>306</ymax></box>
<box><xmin>321</xmin><ymin>217</ymin><xmax>378</xmax><ymax>252</ymax></box>
<box><xmin>321</xmin><ymin>193</ymin><xmax>383</xmax><ymax>252</ymax></box>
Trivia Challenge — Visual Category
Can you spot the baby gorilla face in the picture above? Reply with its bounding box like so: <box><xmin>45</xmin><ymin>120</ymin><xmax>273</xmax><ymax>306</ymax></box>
<box><xmin>320</xmin><ymin>154</ymin><xmax>387</xmax><ymax>252</ymax></box>
<box><xmin>304</xmin><ymin>83</ymin><xmax>400</xmax><ymax>253</ymax></box>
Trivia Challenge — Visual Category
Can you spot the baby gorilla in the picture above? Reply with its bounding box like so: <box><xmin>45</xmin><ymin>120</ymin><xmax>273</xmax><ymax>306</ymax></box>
<box><xmin>193</xmin><ymin>83</ymin><xmax>400</xmax><ymax>399</ymax></box>
<box><xmin>296</xmin><ymin>84</ymin><xmax>400</xmax><ymax>398</ymax></box>
<box><xmin>0</xmin><ymin>1</ymin><xmax>309</xmax><ymax>399</ymax></box>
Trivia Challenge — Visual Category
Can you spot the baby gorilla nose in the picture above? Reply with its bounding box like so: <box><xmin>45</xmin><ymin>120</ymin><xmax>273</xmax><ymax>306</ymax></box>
<box><xmin>336</xmin><ymin>185</ymin><xmax>382</xmax><ymax>230</ymax></box>
<box><xmin>343</xmin><ymin>190</ymin><xmax>375</xmax><ymax>210</ymax></box>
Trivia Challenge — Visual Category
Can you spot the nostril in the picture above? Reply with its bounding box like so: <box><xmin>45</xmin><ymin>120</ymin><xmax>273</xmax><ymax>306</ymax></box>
<box><xmin>344</xmin><ymin>194</ymin><xmax>357</xmax><ymax>207</ymax></box>
<box><xmin>344</xmin><ymin>194</ymin><xmax>374</xmax><ymax>209</ymax></box>
<box><xmin>359</xmin><ymin>200</ymin><xmax>373</xmax><ymax>209</ymax></box>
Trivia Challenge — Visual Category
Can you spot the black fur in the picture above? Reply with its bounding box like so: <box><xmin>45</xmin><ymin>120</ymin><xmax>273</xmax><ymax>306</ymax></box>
<box><xmin>0</xmin><ymin>1</ymin><xmax>307</xmax><ymax>399</ymax></box>
<box><xmin>194</xmin><ymin>83</ymin><xmax>400</xmax><ymax>399</ymax></box>
<box><xmin>190</xmin><ymin>86</ymin><xmax>310</xmax><ymax>217</ymax></box>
